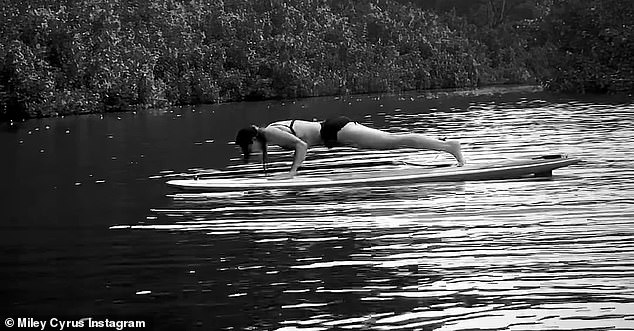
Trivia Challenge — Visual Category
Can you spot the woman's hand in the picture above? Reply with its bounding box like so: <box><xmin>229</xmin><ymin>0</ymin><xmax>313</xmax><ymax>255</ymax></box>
<box><xmin>267</xmin><ymin>172</ymin><xmax>295</xmax><ymax>180</ymax></box>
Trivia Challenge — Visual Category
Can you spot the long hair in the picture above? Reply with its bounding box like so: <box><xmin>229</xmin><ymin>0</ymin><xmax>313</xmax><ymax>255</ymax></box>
<box><xmin>235</xmin><ymin>126</ymin><xmax>268</xmax><ymax>173</ymax></box>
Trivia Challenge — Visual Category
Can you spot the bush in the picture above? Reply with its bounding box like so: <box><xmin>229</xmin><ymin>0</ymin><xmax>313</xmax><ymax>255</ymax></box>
<box><xmin>4</xmin><ymin>0</ymin><xmax>627</xmax><ymax>120</ymax></box>
<box><xmin>538</xmin><ymin>0</ymin><xmax>634</xmax><ymax>93</ymax></box>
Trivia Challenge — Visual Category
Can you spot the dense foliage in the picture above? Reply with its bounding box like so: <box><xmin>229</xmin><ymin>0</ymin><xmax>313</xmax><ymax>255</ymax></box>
<box><xmin>0</xmin><ymin>0</ymin><xmax>631</xmax><ymax>120</ymax></box>
<box><xmin>539</xmin><ymin>0</ymin><xmax>634</xmax><ymax>93</ymax></box>
<box><xmin>408</xmin><ymin>0</ymin><xmax>633</xmax><ymax>93</ymax></box>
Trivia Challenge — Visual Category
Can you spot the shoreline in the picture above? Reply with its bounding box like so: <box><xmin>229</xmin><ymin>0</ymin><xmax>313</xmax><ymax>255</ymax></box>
<box><xmin>2</xmin><ymin>84</ymin><xmax>544</xmax><ymax>124</ymax></box>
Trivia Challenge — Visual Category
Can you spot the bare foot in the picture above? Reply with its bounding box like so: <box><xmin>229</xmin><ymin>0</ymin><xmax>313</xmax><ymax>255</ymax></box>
<box><xmin>447</xmin><ymin>141</ymin><xmax>465</xmax><ymax>166</ymax></box>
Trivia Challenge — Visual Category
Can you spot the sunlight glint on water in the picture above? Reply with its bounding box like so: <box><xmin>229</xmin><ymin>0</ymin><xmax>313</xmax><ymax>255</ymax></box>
<box><xmin>109</xmin><ymin>94</ymin><xmax>634</xmax><ymax>330</ymax></box>
<box><xmin>4</xmin><ymin>88</ymin><xmax>632</xmax><ymax>330</ymax></box>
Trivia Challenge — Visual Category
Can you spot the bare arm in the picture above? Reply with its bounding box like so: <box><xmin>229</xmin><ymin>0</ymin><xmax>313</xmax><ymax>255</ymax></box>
<box><xmin>262</xmin><ymin>127</ymin><xmax>309</xmax><ymax>177</ymax></box>
<box><xmin>289</xmin><ymin>140</ymin><xmax>307</xmax><ymax>177</ymax></box>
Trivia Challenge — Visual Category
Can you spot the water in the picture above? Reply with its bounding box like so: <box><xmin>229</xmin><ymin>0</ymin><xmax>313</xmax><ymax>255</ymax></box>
<box><xmin>2</xmin><ymin>87</ymin><xmax>634</xmax><ymax>330</ymax></box>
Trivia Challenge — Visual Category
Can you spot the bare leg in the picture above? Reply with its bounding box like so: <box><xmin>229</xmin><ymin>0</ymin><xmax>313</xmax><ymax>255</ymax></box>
<box><xmin>338</xmin><ymin>124</ymin><xmax>465</xmax><ymax>166</ymax></box>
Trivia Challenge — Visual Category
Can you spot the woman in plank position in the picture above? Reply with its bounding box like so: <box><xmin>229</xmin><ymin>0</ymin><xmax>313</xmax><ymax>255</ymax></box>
<box><xmin>235</xmin><ymin>116</ymin><xmax>465</xmax><ymax>178</ymax></box>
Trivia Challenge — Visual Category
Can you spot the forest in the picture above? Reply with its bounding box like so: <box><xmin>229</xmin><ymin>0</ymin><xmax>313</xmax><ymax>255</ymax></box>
<box><xmin>0</xmin><ymin>0</ymin><xmax>632</xmax><ymax>120</ymax></box>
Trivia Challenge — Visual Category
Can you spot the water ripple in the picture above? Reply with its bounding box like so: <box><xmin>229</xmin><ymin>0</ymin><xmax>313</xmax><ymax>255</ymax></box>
<box><xmin>112</xmin><ymin>92</ymin><xmax>634</xmax><ymax>330</ymax></box>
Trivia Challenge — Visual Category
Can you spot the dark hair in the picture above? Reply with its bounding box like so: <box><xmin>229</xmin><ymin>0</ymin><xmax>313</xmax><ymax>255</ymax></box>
<box><xmin>235</xmin><ymin>126</ymin><xmax>268</xmax><ymax>173</ymax></box>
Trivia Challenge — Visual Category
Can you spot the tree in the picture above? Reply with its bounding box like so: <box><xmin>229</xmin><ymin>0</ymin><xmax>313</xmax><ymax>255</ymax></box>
<box><xmin>540</xmin><ymin>0</ymin><xmax>634</xmax><ymax>92</ymax></box>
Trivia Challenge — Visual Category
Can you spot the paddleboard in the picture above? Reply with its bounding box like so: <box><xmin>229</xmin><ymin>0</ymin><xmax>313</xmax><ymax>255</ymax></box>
<box><xmin>166</xmin><ymin>154</ymin><xmax>580</xmax><ymax>192</ymax></box>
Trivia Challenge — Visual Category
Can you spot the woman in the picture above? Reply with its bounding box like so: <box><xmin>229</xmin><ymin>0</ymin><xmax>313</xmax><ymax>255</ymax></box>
<box><xmin>235</xmin><ymin>116</ymin><xmax>465</xmax><ymax>178</ymax></box>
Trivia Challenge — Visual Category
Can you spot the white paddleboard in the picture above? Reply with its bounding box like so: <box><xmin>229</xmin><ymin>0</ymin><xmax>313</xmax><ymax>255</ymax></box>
<box><xmin>166</xmin><ymin>155</ymin><xmax>580</xmax><ymax>192</ymax></box>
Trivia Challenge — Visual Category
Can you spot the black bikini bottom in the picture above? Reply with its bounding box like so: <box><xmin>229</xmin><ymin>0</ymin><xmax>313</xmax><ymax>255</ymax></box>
<box><xmin>320</xmin><ymin>116</ymin><xmax>352</xmax><ymax>148</ymax></box>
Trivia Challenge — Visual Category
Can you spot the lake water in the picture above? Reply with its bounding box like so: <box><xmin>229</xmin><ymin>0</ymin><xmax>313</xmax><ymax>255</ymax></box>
<box><xmin>2</xmin><ymin>86</ymin><xmax>634</xmax><ymax>330</ymax></box>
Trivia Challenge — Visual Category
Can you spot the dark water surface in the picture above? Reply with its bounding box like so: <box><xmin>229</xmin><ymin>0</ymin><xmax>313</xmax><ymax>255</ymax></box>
<box><xmin>2</xmin><ymin>87</ymin><xmax>634</xmax><ymax>330</ymax></box>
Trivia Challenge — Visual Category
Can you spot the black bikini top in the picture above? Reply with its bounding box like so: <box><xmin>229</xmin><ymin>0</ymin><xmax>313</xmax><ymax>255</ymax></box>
<box><xmin>270</xmin><ymin>120</ymin><xmax>297</xmax><ymax>136</ymax></box>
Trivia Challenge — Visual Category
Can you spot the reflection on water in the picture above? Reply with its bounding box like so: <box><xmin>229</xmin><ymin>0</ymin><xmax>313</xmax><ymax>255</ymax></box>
<box><xmin>2</xmin><ymin>87</ymin><xmax>634</xmax><ymax>330</ymax></box>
